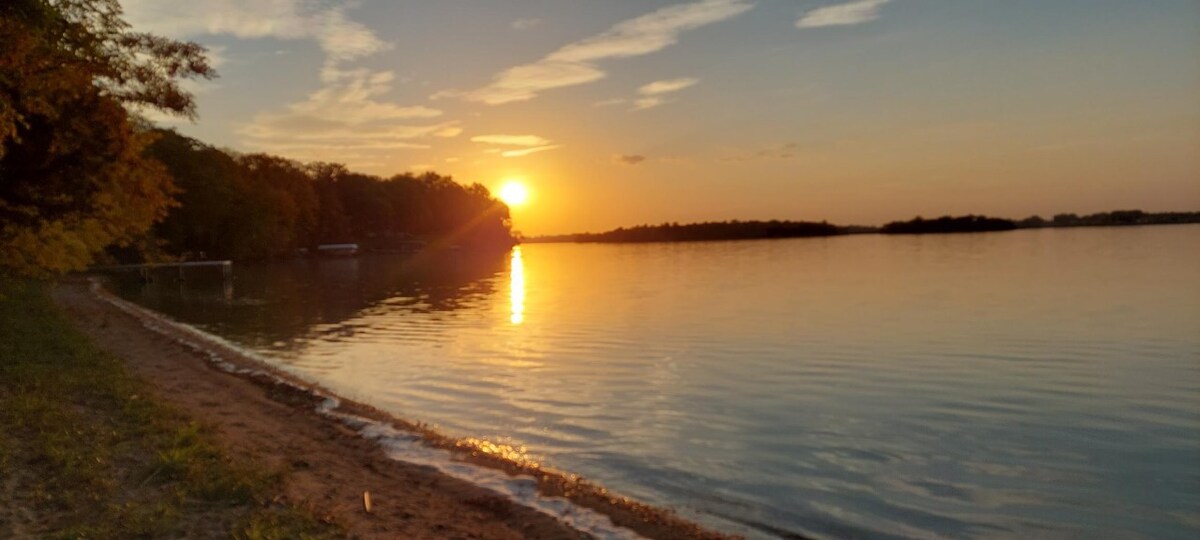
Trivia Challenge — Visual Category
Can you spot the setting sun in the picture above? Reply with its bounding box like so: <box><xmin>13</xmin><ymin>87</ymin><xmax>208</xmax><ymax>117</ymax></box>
<box><xmin>497</xmin><ymin>181</ymin><xmax>530</xmax><ymax>207</ymax></box>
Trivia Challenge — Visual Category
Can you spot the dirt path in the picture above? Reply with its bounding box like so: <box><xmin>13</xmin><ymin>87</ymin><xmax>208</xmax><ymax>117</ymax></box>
<box><xmin>53</xmin><ymin>281</ymin><xmax>597</xmax><ymax>540</ymax></box>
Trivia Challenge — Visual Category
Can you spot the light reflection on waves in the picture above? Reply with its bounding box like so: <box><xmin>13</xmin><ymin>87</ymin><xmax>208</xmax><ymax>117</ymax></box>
<box><xmin>121</xmin><ymin>227</ymin><xmax>1200</xmax><ymax>540</ymax></box>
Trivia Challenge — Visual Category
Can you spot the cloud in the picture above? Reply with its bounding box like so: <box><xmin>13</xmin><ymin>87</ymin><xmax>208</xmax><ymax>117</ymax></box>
<box><xmin>502</xmin><ymin>145</ymin><xmax>561</xmax><ymax>158</ymax></box>
<box><xmin>434</xmin><ymin>126</ymin><xmax>464</xmax><ymax>138</ymax></box>
<box><xmin>593</xmin><ymin>98</ymin><xmax>628</xmax><ymax>107</ymax></box>
<box><xmin>238</xmin><ymin>69</ymin><xmax>449</xmax><ymax>160</ymax></box>
<box><xmin>721</xmin><ymin>142</ymin><xmax>806</xmax><ymax>161</ymax></box>
<box><xmin>123</xmin><ymin>1</ymin><xmax>449</xmax><ymax>169</ymax></box>
<box><xmin>453</xmin><ymin>0</ymin><xmax>753</xmax><ymax>105</ymax></box>
<box><xmin>471</xmin><ymin>134</ymin><xmax>552</xmax><ymax>146</ymax></box>
<box><xmin>633</xmin><ymin>97</ymin><xmax>666</xmax><ymax>110</ymax></box>
<box><xmin>639</xmin><ymin>78</ymin><xmax>699</xmax><ymax>95</ymax></box>
<box><xmin>613</xmin><ymin>154</ymin><xmax>647</xmax><ymax>165</ymax></box>
<box><xmin>796</xmin><ymin>0</ymin><xmax>892</xmax><ymax>28</ymax></box>
<box><xmin>512</xmin><ymin>18</ymin><xmax>543</xmax><ymax>30</ymax></box>
<box><xmin>630</xmin><ymin>77</ymin><xmax>699</xmax><ymax>109</ymax></box>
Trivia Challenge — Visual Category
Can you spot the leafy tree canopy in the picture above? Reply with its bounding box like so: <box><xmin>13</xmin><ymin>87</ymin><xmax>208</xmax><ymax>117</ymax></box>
<box><xmin>0</xmin><ymin>0</ymin><xmax>214</xmax><ymax>277</ymax></box>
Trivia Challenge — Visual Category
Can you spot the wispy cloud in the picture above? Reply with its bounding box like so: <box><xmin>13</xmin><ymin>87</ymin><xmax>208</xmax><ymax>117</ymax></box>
<box><xmin>471</xmin><ymin>134</ymin><xmax>552</xmax><ymax>147</ymax></box>
<box><xmin>512</xmin><ymin>18</ymin><xmax>543</xmax><ymax>31</ymax></box>
<box><xmin>447</xmin><ymin>0</ymin><xmax>753</xmax><ymax>105</ymax></box>
<box><xmin>593</xmin><ymin>98</ymin><xmax>628</xmax><ymax>107</ymax></box>
<box><xmin>796</xmin><ymin>0</ymin><xmax>892</xmax><ymax>28</ymax></box>
<box><xmin>122</xmin><ymin>1</ymin><xmax>445</xmax><ymax>169</ymax></box>
<box><xmin>613</xmin><ymin>154</ymin><xmax>647</xmax><ymax>165</ymax></box>
<box><xmin>634</xmin><ymin>97</ymin><xmax>666</xmax><ymax>110</ymax></box>
<box><xmin>502</xmin><ymin>145</ymin><xmax>561</xmax><ymax>158</ymax></box>
<box><xmin>640</xmin><ymin>78</ymin><xmax>699</xmax><ymax>95</ymax></box>
<box><xmin>470</xmin><ymin>134</ymin><xmax>562</xmax><ymax>158</ymax></box>
<box><xmin>632</xmin><ymin>77</ymin><xmax>699</xmax><ymax>109</ymax></box>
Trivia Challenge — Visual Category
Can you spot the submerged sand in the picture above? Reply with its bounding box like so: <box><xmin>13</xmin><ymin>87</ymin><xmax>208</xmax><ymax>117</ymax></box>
<box><xmin>53</xmin><ymin>280</ymin><xmax>736</xmax><ymax>539</ymax></box>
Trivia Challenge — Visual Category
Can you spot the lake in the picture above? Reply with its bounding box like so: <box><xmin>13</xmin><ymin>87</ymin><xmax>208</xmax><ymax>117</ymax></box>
<box><xmin>114</xmin><ymin>225</ymin><xmax>1200</xmax><ymax>539</ymax></box>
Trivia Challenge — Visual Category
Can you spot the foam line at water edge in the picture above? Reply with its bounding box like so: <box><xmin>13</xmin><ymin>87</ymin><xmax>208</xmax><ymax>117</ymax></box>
<box><xmin>86</xmin><ymin>278</ymin><xmax>646</xmax><ymax>540</ymax></box>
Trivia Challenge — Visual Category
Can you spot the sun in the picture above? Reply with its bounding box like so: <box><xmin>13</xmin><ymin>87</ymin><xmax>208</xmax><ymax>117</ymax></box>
<box><xmin>497</xmin><ymin>181</ymin><xmax>530</xmax><ymax>207</ymax></box>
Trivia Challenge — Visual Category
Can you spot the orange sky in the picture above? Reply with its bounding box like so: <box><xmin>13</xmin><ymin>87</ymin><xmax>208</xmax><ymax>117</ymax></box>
<box><xmin>125</xmin><ymin>0</ymin><xmax>1200</xmax><ymax>235</ymax></box>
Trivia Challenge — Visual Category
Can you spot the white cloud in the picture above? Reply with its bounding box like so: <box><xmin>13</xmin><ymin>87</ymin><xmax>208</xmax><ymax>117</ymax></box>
<box><xmin>634</xmin><ymin>97</ymin><xmax>666</xmax><ymax>110</ymax></box>
<box><xmin>434</xmin><ymin>126</ymin><xmax>464</xmax><ymax>138</ymax></box>
<box><xmin>471</xmin><ymin>134</ymin><xmax>553</xmax><ymax>147</ymax></box>
<box><xmin>796</xmin><ymin>0</ymin><xmax>892</xmax><ymax>28</ymax></box>
<box><xmin>502</xmin><ymin>145</ymin><xmax>561</xmax><ymax>158</ymax></box>
<box><xmin>593</xmin><ymin>98</ymin><xmax>628</xmax><ymax>107</ymax></box>
<box><xmin>639</xmin><ymin>78</ymin><xmax>699</xmax><ymax>95</ymax></box>
<box><xmin>121</xmin><ymin>0</ymin><xmax>310</xmax><ymax>40</ymax></box>
<box><xmin>630</xmin><ymin>77</ymin><xmax>699</xmax><ymax>109</ymax></box>
<box><xmin>453</xmin><ymin>0</ymin><xmax>753</xmax><ymax>105</ymax></box>
<box><xmin>512</xmin><ymin>18</ymin><xmax>543</xmax><ymax>30</ymax></box>
<box><xmin>122</xmin><ymin>1</ymin><xmax>449</xmax><ymax>169</ymax></box>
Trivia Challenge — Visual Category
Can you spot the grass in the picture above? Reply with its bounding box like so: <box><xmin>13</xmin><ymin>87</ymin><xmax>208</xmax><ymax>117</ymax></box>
<box><xmin>0</xmin><ymin>278</ymin><xmax>341</xmax><ymax>539</ymax></box>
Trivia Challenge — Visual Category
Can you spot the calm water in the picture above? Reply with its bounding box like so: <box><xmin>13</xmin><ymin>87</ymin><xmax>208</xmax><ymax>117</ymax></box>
<box><xmin>115</xmin><ymin>226</ymin><xmax>1200</xmax><ymax>539</ymax></box>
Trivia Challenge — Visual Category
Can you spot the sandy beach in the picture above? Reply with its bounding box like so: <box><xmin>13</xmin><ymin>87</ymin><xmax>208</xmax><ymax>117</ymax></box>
<box><xmin>49</xmin><ymin>280</ymin><xmax>733</xmax><ymax>540</ymax></box>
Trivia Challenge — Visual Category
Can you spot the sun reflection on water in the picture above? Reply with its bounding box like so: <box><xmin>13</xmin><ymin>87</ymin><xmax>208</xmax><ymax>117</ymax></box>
<box><xmin>510</xmin><ymin>246</ymin><xmax>525</xmax><ymax>325</ymax></box>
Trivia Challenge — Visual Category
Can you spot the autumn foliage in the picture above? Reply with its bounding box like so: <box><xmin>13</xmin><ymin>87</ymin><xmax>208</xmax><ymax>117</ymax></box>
<box><xmin>0</xmin><ymin>0</ymin><xmax>214</xmax><ymax>276</ymax></box>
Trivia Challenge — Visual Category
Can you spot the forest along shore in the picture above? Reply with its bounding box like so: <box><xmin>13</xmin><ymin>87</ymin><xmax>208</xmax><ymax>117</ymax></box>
<box><xmin>32</xmin><ymin>279</ymin><xmax>735</xmax><ymax>540</ymax></box>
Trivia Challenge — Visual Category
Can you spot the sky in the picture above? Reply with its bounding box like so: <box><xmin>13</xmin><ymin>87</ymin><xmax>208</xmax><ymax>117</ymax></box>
<box><xmin>121</xmin><ymin>0</ymin><xmax>1200</xmax><ymax>236</ymax></box>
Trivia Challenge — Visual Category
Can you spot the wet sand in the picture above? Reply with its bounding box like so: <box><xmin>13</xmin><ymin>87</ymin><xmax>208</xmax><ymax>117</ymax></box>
<box><xmin>52</xmin><ymin>279</ymin><xmax>735</xmax><ymax>539</ymax></box>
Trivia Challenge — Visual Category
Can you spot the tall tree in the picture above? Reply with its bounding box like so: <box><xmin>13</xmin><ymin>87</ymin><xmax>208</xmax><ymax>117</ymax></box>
<box><xmin>0</xmin><ymin>0</ymin><xmax>214</xmax><ymax>276</ymax></box>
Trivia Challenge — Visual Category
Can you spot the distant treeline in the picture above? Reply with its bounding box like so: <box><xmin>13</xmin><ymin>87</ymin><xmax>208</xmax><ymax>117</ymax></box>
<box><xmin>530</xmin><ymin>210</ymin><xmax>1200</xmax><ymax>244</ymax></box>
<box><xmin>881</xmin><ymin>215</ymin><xmax>1017</xmax><ymax>234</ymax></box>
<box><xmin>1018</xmin><ymin>210</ymin><xmax>1200</xmax><ymax>228</ymax></box>
<box><xmin>882</xmin><ymin>210</ymin><xmax>1200</xmax><ymax>235</ymax></box>
<box><xmin>130</xmin><ymin>129</ymin><xmax>516</xmax><ymax>261</ymax></box>
<box><xmin>529</xmin><ymin>220</ymin><xmax>841</xmax><ymax>244</ymax></box>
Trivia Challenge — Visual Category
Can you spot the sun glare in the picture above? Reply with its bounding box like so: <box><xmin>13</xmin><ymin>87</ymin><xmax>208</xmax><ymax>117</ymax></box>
<box><xmin>498</xmin><ymin>181</ymin><xmax>530</xmax><ymax>207</ymax></box>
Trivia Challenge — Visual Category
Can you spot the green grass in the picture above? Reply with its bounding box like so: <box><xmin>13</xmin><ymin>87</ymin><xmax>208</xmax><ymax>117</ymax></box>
<box><xmin>0</xmin><ymin>278</ymin><xmax>341</xmax><ymax>539</ymax></box>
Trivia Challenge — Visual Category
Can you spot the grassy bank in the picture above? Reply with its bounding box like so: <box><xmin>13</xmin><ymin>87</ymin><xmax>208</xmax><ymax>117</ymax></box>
<box><xmin>0</xmin><ymin>278</ymin><xmax>340</xmax><ymax>539</ymax></box>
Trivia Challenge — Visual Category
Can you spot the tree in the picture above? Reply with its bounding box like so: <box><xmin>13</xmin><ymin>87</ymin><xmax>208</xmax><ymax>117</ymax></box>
<box><xmin>0</xmin><ymin>0</ymin><xmax>214</xmax><ymax>276</ymax></box>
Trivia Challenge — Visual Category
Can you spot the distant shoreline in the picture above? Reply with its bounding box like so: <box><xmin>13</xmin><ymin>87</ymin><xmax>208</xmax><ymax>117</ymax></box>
<box><xmin>524</xmin><ymin>210</ymin><xmax>1200</xmax><ymax>244</ymax></box>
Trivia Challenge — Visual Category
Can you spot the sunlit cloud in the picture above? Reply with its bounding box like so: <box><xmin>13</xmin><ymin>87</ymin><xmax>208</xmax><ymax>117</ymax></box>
<box><xmin>631</xmin><ymin>77</ymin><xmax>699</xmax><ymax>110</ymax></box>
<box><xmin>613</xmin><ymin>154</ymin><xmax>647</xmax><ymax>165</ymax></box>
<box><xmin>471</xmin><ymin>134</ymin><xmax>553</xmax><ymax>147</ymax></box>
<box><xmin>634</xmin><ymin>97</ymin><xmax>666</xmax><ymax>110</ymax></box>
<box><xmin>593</xmin><ymin>98</ymin><xmax>628</xmax><ymax>107</ymax></box>
<box><xmin>512</xmin><ymin>18</ymin><xmax>543</xmax><ymax>30</ymax></box>
<box><xmin>121</xmin><ymin>0</ymin><xmax>310</xmax><ymax>40</ymax></box>
<box><xmin>502</xmin><ymin>145</ymin><xmax>562</xmax><ymax>158</ymax></box>
<box><xmin>123</xmin><ymin>1</ymin><xmax>443</xmax><ymax>170</ymax></box>
<box><xmin>238</xmin><ymin>69</ymin><xmax>447</xmax><ymax>161</ymax></box>
<box><xmin>796</xmin><ymin>0</ymin><xmax>892</xmax><ymax>28</ymax></box>
<box><xmin>640</xmin><ymin>78</ymin><xmax>699</xmax><ymax>95</ymax></box>
<box><xmin>434</xmin><ymin>125</ymin><xmax>464</xmax><ymax>138</ymax></box>
<box><xmin>448</xmin><ymin>0</ymin><xmax>754</xmax><ymax>105</ymax></box>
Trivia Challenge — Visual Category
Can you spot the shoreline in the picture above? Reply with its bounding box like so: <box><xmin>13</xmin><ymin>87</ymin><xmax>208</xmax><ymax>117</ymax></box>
<box><xmin>55</xmin><ymin>278</ymin><xmax>738</xmax><ymax>540</ymax></box>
